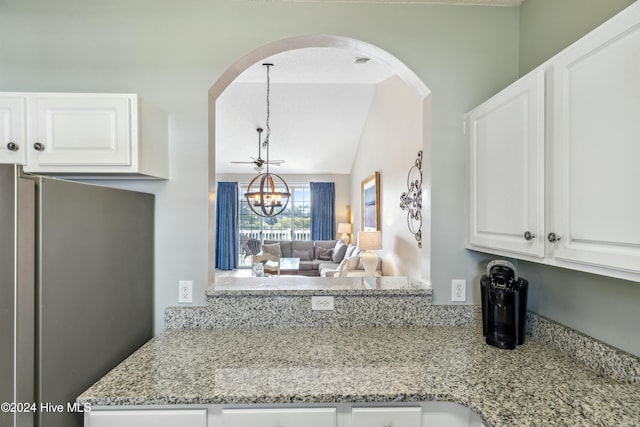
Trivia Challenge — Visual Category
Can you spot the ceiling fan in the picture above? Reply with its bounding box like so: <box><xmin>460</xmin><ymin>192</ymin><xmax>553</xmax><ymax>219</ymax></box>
<box><xmin>231</xmin><ymin>127</ymin><xmax>285</xmax><ymax>172</ymax></box>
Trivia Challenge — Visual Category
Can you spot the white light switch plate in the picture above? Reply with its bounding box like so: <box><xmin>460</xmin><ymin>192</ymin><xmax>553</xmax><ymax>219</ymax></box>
<box><xmin>311</xmin><ymin>296</ymin><xmax>335</xmax><ymax>311</ymax></box>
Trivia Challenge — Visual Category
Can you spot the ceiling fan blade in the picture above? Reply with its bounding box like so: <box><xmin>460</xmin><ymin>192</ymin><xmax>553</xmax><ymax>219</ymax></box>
<box><xmin>230</xmin><ymin>128</ymin><xmax>284</xmax><ymax>171</ymax></box>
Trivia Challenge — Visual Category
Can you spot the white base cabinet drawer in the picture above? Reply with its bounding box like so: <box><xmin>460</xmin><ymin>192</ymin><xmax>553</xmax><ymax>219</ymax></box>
<box><xmin>85</xmin><ymin>402</ymin><xmax>483</xmax><ymax>427</ymax></box>
<box><xmin>86</xmin><ymin>409</ymin><xmax>206</xmax><ymax>427</ymax></box>
<box><xmin>352</xmin><ymin>407</ymin><xmax>422</xmax><ymax>427</ymax></box>
<box><xmin>222</xmin><ymin>407</ymin><xmax>336</xmax><ymax>427</ymax></box>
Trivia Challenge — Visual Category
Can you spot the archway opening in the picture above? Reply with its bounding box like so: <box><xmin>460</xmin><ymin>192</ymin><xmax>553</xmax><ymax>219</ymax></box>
<box><xmin>207</xmin><ymin>34</ymin><xmax>432</xmax><ymax>285</ymax></box>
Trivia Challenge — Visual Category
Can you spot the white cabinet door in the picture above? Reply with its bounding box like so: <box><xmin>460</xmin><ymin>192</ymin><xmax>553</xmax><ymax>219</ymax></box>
<box><xmin>352</xmin><ymin>407</ymin><xmax>421</xmax><ymax>427</ymax></box>
<box><xmin>0</xmin><ymin>91</ymin><xmax>167</xmax><ymax>178</ymax></box>
<box><xmin>0</xmin><ymin>95</ymin><xmax>26</xmax><ymax>164</ymax></box>
<box><xmin>466</xmin><ymin>69</ymin><xmax>545</xmax><ymax>257</ymax></box>
<box><xmin>24</xmin><ymin>94</ymin><xmax>136</xmax><ymax>172</ymax></box>
<box><xmin>222</xmin><ymin>407</ymin><xmax>336</xmax><ymax>427</ymax></box>
<box><xmin>550</xmin><ymin>2</ymin><xmax>640</xmax><ymax>273</ymax></box>
<box><xmin>86</xmin><ymin>409</ymin><xmax>207</xmax><ymax>427</ymax></box>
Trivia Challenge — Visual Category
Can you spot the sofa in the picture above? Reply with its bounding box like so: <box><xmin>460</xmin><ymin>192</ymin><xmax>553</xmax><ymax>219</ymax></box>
<box><xmin>261</xmin><ymin>239</ymin><xmax>381</xmax><ymax>277</ymax></box>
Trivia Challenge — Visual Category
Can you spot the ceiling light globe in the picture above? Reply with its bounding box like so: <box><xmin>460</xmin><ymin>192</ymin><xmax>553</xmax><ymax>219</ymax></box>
<box><xmin>245</xmin><ymin>172</ymin><xmax>291</xmax><ymax>217</ymax></box>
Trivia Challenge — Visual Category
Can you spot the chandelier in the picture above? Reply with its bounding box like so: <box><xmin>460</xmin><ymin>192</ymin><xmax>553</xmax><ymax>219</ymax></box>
<box><xmin>245</xmin><ymin>63</ymin><xmax>291</xmax><ymax>217</ymax></box>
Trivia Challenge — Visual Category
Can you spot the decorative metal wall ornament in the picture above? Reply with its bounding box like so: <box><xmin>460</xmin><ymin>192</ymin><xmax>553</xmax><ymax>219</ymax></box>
<box><xmin>399</xmin><ymin>150</ymin><xmax>423</xmax><ymax>248</ymax></box>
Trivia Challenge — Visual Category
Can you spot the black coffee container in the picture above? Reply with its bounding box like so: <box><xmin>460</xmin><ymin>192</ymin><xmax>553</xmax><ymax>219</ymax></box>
<box><xmin>480</xmin><ymin>260</ymin><xmax>528</xmax><ymax>350</ymax></box>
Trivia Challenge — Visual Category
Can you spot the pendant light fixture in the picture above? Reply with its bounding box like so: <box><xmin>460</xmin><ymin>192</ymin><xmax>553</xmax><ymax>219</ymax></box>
<box><xmin>245</xmin><ymin>63</ymin><xmax>291</xmax><ymax>217</ymax></box>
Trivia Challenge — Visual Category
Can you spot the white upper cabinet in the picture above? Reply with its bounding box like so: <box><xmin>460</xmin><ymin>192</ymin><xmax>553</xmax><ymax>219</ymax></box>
<box><xmin>0</xmin><ymin>92</ymin><xmax>168</xmax><ymax>179</ymax></box>
<box><xmin>27</xmin><ymin>95</ymin><xmax>133</xmax><ymax>169</ymax></box>
<box><xmin>466</xmin><ymin>69</ymin><xmax>545</xmax><ymax>257</ymax></box>
<box><xmin>0</xmin><ymin>96</ymin><xmax>26</xmax><ymax>164</ymax></box>
<box><xmin>466</xmin><ymin>1</ymin><xmax>640</xmax><ymax>281</ymax></box>
<box><xmin>549</xmin><ymin>2</ymin><xmax>640</xmax><ymax>274</ymax></box>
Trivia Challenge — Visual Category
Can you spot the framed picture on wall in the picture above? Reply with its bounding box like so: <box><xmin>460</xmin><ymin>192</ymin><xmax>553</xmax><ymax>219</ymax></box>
<box><xmin>361</xmin><ymin>171</ymin><xmax>380</xmax><ymax>231</ymax></box>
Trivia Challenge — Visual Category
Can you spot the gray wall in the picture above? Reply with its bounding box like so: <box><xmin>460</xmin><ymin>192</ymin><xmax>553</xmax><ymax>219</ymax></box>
<box><xmin>5</xmin><ymin>0</ymin><xmax>636</xmax><ymax>357</ymax></box>
<box><xmin>519</xmin><ymin>0</ymin><xmax>636</xmax><ymax>75</ymax></box>
<box><xmin>517</xmin><ymin>0</ymin><xmax>640</xmax><ymax>357</ymax></box>
<box><xmin>0</xmin><ymin>0</ymin><xmax>519</xmax><ymax>332</ymax></box>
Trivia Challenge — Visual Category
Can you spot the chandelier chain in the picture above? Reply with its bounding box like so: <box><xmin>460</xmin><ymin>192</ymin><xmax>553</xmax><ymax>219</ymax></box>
<box><xmin>264</xmin><ymin>63</ymin><xmax>271</xmax><ymax>149</ymax></box>
<box><xmin>244</xmin><ymin>62</ymin><xmax>291</xmax><ymax>218</ymax></box>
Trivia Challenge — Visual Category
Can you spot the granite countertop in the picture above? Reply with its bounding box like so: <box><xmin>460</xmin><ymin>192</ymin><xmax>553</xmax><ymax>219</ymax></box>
<box><xmin>168</xmin><ymin>276</ymin><xmax>435</xmax><ymax>329</ymax></box>
<box><xmin>78</xmin><ymin>326</ymin><xmax>640</xmax><ymax>426</ymax></box>
<box><xmin>207</xmin><ymin>275</ymin><xmax>431</xmax><ymax>296</ymax></box>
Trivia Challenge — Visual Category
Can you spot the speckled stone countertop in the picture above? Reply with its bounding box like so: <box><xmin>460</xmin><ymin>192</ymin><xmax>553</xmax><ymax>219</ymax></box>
<box><xmin>167</xmin><ymin>276</ymin><xmax>436</xmax><ymax>329</ymax></box>
<box><xmin>78</xmin><ymin>326</ymin><xmax>640</xmax><ymax>426</ymax></box>
<box><xmin>207</xmin><ymin>275</ymin><xmax>431</xmax><ymax>296</ymax></box>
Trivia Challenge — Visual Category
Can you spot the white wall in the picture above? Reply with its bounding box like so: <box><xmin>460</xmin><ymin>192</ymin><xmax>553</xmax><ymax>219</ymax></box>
<box><xmin>350</xmin><ymin>76</ymin><xmax>423</xmax><ymax>278</ymax></box>
<box><xmin>0</xmin><ymin>0</ymin><xmax>519</xmax><ymax>333</ymax></box>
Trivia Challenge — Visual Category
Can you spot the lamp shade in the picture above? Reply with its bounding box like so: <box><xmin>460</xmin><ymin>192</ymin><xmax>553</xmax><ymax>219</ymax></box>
<box><xmin>357</xmin><ymin>231</ymin><xmax>382</xmax><ymax>251</ymax></box>
<box><xmin>337</xmin><ymin>223</ymin><xmax>352</xmax><ymax>234</ymax></box>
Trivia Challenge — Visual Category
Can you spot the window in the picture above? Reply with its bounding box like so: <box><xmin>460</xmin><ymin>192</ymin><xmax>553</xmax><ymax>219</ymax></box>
<box><xmin>238</xmin><ymin>185</ymin><xmax>311</xmax><ymax>264</ymax></box>
<box><xmin>291</xmin><ymin>187</ymin><xmax>311</xmax><ymax>240</ymax></box>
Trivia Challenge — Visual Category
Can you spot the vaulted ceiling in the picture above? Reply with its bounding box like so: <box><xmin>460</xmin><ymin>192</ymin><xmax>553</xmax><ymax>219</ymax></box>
<box><xmin>215</xmin><ymin>0</ymin><xmax>524</xmax><ymax>176</ymax></box>
<box><xmin>215</xmin><ymin>47</ymin><xmax>396</xmax><ymax>175</ymax></box>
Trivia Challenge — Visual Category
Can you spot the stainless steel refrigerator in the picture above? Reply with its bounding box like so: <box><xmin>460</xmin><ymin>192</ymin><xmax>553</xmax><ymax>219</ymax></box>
<box><xmin>0</xmin><ymin>164</ymin><xmax>154</xmax><ymax>427</ymax></box>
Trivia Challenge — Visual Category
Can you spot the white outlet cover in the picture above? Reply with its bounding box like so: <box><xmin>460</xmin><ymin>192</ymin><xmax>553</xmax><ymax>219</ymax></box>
<box><xmin>179</xmin><ymin>280</ymin><xmax>193</xmax><ymax>303</ymax></box>
<box><xmin>451</xmin><ymin>279</ymin><xmax>466</xmax><ymax>302</ymax></box>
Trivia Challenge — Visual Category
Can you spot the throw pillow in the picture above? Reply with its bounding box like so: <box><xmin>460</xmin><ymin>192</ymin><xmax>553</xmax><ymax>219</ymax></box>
<box><xmin>317</xmin><ymin>247</ymin><xmax>333</xmax><ymax>261</ymax></box>
<box><xmin>345</xmin><ymin>255</ymin><xmax>360</xmax><ymax>270</ymax></box>
<box><xmin>332</xmin><ymin>240</ymin><xmax>348</xmax><ymax>263</ymax></box>
<box><xmin>337</xmin><ymin>259</ymin><xmax>349</xmax><ymax>277</ymax></box>
<box><xmin>344</xmin><ymin>244</ymin><xmax>356</xmax><ymax>259</ymax></box>
<box><xmin>262</xmin><ymin>243</ymin><xmax>282</xmax><ymax>257</ymax></box>
<box><xmin>292</xmin><ymin>249</ymin><xmax>311</xmax><ymax>261</ymax></box>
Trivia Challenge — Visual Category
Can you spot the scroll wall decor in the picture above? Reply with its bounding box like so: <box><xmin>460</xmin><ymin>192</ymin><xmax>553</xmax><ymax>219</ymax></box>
<box><xmin>399</xmin><ymin>150</ymin><xmax>423</xmax><ymax>248</ymax></box>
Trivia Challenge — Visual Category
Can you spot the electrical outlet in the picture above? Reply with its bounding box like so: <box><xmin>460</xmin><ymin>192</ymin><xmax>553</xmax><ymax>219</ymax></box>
<box><xmin>451</xmin><ymin>279</ymin><xmax>466</xmax><ymax>302</ymax></box>
<box><xmin>311</xmin><ymin>296</ymin><xmax>334</xmax><ymax>311</ymax></box>
<box><xmin>178</xmin><ymin>280</ymin><xmax>193</xmax><ymax>303</ymax></box>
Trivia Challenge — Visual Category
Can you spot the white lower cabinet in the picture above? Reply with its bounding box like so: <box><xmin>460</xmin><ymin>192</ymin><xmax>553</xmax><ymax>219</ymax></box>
<box><xmin>352</xmin><ymin>406</ymin><xmax>421</xmax><ymax>427</ymax></box>
<box><xmin>86</xmin><ymin>409</ymin><xmax>207</xmax><ymax>427</ymax></box>
<box><xmin>86</xmin><ymin>403</ymin><xmax>483</xmax><ymax>427</ymax></box>
<box><xmin>422</xmin><ymin>402</ymin><xmax>484</xmax><ymax>427</ymax></box>
<box><xmin>222</xmin><ymin>407</ymin><xmax>336</xmax><ymax>427</ymax></box>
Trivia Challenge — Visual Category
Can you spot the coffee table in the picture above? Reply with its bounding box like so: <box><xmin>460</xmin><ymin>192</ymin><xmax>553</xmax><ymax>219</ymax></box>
<box><xmin>279</xmin><ymin>257</ymin><xmax>300</xmax><ymax>275</ymax></box>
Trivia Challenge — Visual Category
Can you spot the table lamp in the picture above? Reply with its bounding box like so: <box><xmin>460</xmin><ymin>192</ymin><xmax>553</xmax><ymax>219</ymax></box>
<box><xmin>357</xmin><ymin>231</ymin><xmax>382</xmax><ymax>276</ymax></box>
<box><xmin>337</xmin><ymin>223</ymin><xmax>352</xmax><ymax>243</ymax></box>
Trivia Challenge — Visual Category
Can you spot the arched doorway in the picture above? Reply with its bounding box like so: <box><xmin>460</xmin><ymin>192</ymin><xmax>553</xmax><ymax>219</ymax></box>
<box><xmin>208</xmin><ymin>34</ymin><xmax>432</xmax><ymax>285</ymax></box>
